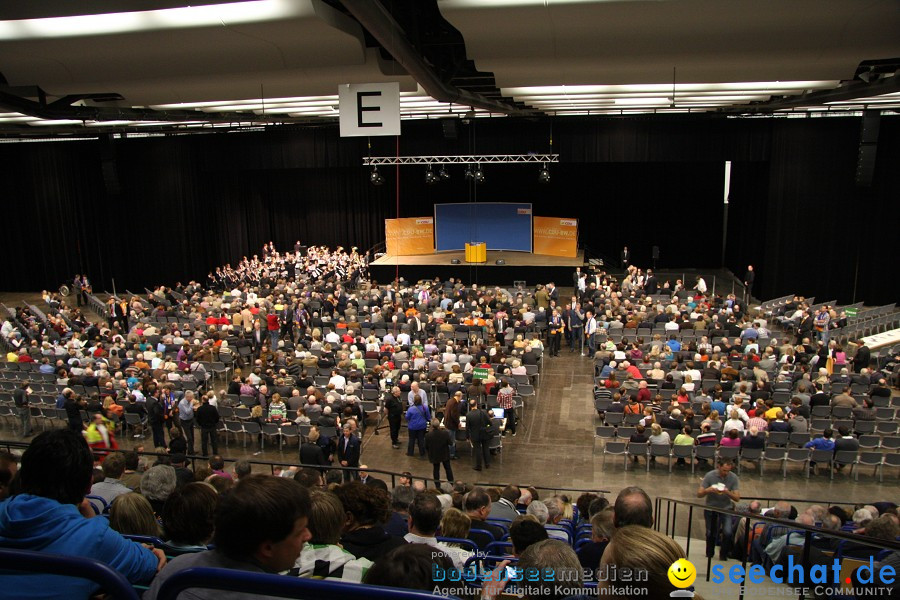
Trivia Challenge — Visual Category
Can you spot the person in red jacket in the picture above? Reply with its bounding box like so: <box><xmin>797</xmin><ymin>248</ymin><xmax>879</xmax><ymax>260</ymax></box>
<box><xmin>266</xmin><ymin>311</ymin><xmax>280</xmax><ymax>348</ymax></box>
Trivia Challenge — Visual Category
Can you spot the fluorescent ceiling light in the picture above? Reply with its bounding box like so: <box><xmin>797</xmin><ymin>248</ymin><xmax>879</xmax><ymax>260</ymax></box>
<box><xmin>151</xmin><ymin>95</ymin><xmax>340</xmax><ymax>110</ymax></box>
<box><xmin>28</xmin><ymin>120</ymin><xmax>84</xmax><ymax>126</ymax></box>
<box><xmin>0</xmin><ymin>137</ymin><xmax>99</xmax><ymax>143</ymax></box>
<box><xmin>0</xmin><ymin>116</ymin><xmax>41</xmax><ymax>123</ymax></box>
<box><xmin>0</xmin><ymin>0</ymin><xmax>311</xmax><ymax>40</ymax></box>
<box><xmin>615</xmin><ymin>97</ymin><xmax>670</xmax><ymax>105</ymax></box>
<box><xmin>503</xmin><ymin>81</ymin><xmax>839</xmax><ymax>96</ymax></box>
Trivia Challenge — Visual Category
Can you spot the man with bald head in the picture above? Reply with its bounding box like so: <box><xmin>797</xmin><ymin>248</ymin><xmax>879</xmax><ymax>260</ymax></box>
<box><xmin>407</xmin><ymin>381</ymin><xmax>428</xmax><ymax>409</ymax></box>
<box><xmin>613</xmin><ymin>486</ymin><xmax>653</xmax><ymax>528</ymax></box>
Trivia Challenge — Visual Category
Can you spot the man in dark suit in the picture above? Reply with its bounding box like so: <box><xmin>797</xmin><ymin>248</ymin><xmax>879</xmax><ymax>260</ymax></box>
<box><xmin>493</xmin><ymin>313</ymin><xmax>508</xmax><ymax>345</ymax></box>
<box><xmin>358</xmin><ymin>465</ymin><xmax>388</xmax><ymax>490</ymax></box>
<box><xmin>465</xmin><ymin>399</ymin><xmax>493</xmax><ymax>471</ymax></box>
<box><xmin>743</xmin><ymin>265</ymin><xmax>755</xmax><ymax>302</ymax></box>
<box><xmin>852</xmin><ymin>342</ymin><xmax>871</xmax><ymax>373</ymax></box>
<box><xmin>336</xmin><ymin>424</ymin><xmax>360</xmax><ymax>482</ymax></box>
<box><xmin>250</xmin><ymin>322</ymin><xmax>265</xmax><ymax>357</ymax></box>
<box><xmin>833</xmin><ymin>426</ymin><xmax>859</xmax><ymax>473</ymax></box>
<box><xmin>644</xmin><ymin>270</ymin><xmax>659</xmax><ymax>295</ymax></box>
<box><xmin>796</xmin><ymin>311</ymin><xmax>814</xmax><ymax>344</ymax></box>
<box><xmin>407</xmin><ymin>315</ymin><xmax>423</xmax><ymax>339</ymax></box>
<box><xmin>572</xmin><ymin>267</ymin><xmax>582</xmax><ymax>288</ymax></box>
<box><xmin>425</xmin><ymin>420</ymin><xmax>454</xmax><ymax>488</ymax></box>
<box><xmin>547</xmin><ymin>282</ymin><xmax>559</xmax><ymax>304</ymax></box>
<box><xmin>620</xmin><ymin>246</ymin><xmax>630</xmax><ymax>269</ymax></box>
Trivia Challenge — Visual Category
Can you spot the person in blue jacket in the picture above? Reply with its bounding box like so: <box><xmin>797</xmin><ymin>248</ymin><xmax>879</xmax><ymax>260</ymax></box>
<box><xmin>0</xmin><ymin>429</ymin><xmax>164</xmax><ymax>598</ymax></box>
<box><xmin>406</xmin><ymin>394</ymin><xmax>431</xmax><ymax>458</ymax></box>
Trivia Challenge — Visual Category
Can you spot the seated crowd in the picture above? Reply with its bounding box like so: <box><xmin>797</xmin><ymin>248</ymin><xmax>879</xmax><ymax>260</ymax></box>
<box><xmin>589</xmin><ymin>268</ymin><xmax>895</xmax><ymax>473</ymax></box>
<box><xmin>0</xmin><ymin>249</ymin><xmax>898</xmax><ymax>599</ymax></box>
<box><xmin>2</xmin><ymin>429</ymin><xmax>898</xmax><ymax>600</ymax></box>
<box><xmin>1</xmin><ymin>243</ymin><xmax>562</xmax><ymax>465</ymax></box>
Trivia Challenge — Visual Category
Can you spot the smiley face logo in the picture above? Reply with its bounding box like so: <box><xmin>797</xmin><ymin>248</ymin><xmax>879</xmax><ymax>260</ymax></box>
<box><xmin>667</xmin><ymin>558</ymin><xmax>696</xmax><ymax>588</ymax></box>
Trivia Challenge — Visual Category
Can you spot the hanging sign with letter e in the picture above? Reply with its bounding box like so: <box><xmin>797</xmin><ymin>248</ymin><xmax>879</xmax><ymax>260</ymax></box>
<box><xmin>338</xmin><ymin>83</ymin><xmax>401</xmax><ymax>137</ymax></box>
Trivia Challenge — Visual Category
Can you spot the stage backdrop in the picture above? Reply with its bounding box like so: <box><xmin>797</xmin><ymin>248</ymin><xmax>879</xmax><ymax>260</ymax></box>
<box><xmin>385</xmin><ymin>217</ymin><xmax>434</xmax><ymax>255</ymax></box>
<box><xmin>434</xmin><ymin>202</ymin><xmax>532</xmax><ymax>252</ymax></box>
<box><xmin>533</xmin><ymin>216</ymin><xmax>578</xmax><ymax>258</ymax></box>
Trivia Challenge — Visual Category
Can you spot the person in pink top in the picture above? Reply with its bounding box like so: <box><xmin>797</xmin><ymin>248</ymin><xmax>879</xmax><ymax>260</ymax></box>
<box><xmin>719</xmin><ymin>429</ymin><xmax>741</xmax><ymax>447</ymax></box>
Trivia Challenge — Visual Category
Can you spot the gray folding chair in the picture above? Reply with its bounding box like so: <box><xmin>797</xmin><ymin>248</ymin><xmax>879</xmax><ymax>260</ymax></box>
<box><xmin>855</xmin><ymin>452</ymin><xmax>884</xmax><ymax>482</ymax></box>
<box><xmin>602</xmin><ymin>441</ymin><xmax>627</xmax><ymax>469</ymax></box>
<box><xmin>626</xmin><ymin>442</ymin><xmax>648</xmax><ymax>471</ymax></box>
<box><xmin>761</xmin><ymin>447</ymin><xmax>787</xmax><ymax>477</ymax></box>
<box><xmin>784</xmin><ymin>448</ymin><xmax>810</xmax><ymax>477</ymax></box>
<box><xmin>808</xmin><ymin>449</ymin><xmax>833</xmax><ymax>477</ymax></box>
<box><xmin>649</xmin><ymin>443</ymin><xmax>672</xmax><ymax>471</ymax></box>
<box><xmin>832</xmin><ymin>450</ymin><xmax>858</xmax><ymax>480</ymax></box>
<box><xmin>671</xmin><ymin>444</ymin><xmax>694</xmax><ymax>473</ymax></box>
<box><xmin>738</xmin><ymin>447</ymin><xmax>762</xmax><ymax>475</ymax></box>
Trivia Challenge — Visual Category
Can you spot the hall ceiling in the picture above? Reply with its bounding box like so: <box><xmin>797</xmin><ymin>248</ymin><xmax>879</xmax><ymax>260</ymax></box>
<box><xmin>0</xmin><ymin>0</ymin><xmax>897</xmax><ymax>135</ymax></box>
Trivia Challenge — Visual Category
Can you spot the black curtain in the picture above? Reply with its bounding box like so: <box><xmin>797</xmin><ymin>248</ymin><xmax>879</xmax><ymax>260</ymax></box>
<box><xmin>2</xmin><ymin>115</ymin><xmax>897</xmax><ymax>305</ymax></box>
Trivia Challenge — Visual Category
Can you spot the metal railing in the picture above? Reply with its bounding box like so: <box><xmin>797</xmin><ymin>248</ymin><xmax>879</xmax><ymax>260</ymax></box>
<box><xmin>654</xmin><ymin>495</ymin><xmax>900</xmax><ymax>600</ymax></box>
<box><xmin>0</xmin><ymin>438</ymin><xmax>609</xmax><ymax>497</ymax></box>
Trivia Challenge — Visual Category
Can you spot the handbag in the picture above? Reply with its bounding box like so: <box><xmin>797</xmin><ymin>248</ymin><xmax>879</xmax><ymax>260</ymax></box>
<box><xmin>417</xmin><ymin>404</ymin><xmax>431</xmax><ymax>431</ymax></box>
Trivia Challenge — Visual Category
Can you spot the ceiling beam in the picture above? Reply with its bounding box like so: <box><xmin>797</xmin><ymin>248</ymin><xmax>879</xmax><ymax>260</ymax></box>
<box><xmin>716</xmin><ymin>71</ymin><xmax>900</xmax><ymax>113</ymax></box>
<box><xmin>340</xmin><ymin>0</ymin><xmax>534</xmax><ymax>116</ymax></box>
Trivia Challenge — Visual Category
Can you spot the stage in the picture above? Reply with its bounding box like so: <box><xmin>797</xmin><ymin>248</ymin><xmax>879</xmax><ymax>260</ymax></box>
<box><xmin>368</xmin><ymin>250</ymin><xmax>585</xmax><ymax>286</ymax></box>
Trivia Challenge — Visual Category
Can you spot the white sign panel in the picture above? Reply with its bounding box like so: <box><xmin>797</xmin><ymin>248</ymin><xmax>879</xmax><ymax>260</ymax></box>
<box><xmin>338</xmin><ymin>82</ymin><xmax>401</xmax><ymax>137</ymax></box>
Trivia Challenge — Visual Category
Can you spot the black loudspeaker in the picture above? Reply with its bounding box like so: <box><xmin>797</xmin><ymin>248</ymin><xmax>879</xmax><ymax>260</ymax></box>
<box><xmin>442</xmin><ymin>119</ymin><xmax>458</xmax><ymax>139</ymax></box>
<box><xmin>652</xmin><ymin>246</ymin><xmax>659</xmax><ymax>260</ymax></box>
<box><xmin>856</xmin><ymin>110</ymin><xmax>880</xmax><ymax>187</ymax></box>
<box><xmin>450</xmin><ymin>258</ymin><xmax>461</xmax><ymax>264</ymax></box>
<box><xmin>496</xmin><ymin>259</ymin><xmax>506</xmax><ymax>265</ymax></box>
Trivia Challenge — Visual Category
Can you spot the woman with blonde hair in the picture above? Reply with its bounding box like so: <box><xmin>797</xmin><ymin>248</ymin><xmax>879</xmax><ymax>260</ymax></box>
<box><xmin>599</xmin><ymin>525</ymin><xmax>700</xmax><ymax>600</ymax></box>
<box><xmin>558</xmin><ymin>494</ymin><xmax>574</xmax><ymax>522</ymax></box>
<box><xmin>440</xmin><ymin>507</ymin><xmax>472</xmax><ymax>542</ymax></box>
<box><xmin>702</xmin><ymin>409</ymin><xmax>722</xmax><ymax>431</ymax></box>
<box><xmin>108</xmin><ymin>492</ymin><xmax>161</xmax><ymax>537</ymax></box>
<box><xmin>648</xmin><ymin>423</ymin><xmax>671</xmax><ymax>446</ymax></box>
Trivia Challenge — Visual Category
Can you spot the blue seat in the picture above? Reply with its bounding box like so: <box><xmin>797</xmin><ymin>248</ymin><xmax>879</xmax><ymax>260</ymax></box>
<box><xmin>0</xmin><ymin>547</ymin><xmax>139</xmax><ymax>600</ymax></box>
<box><xmin>156</xmin><ymin>566</ymin><xmax>463</xmax><ymax>600</ymax></box>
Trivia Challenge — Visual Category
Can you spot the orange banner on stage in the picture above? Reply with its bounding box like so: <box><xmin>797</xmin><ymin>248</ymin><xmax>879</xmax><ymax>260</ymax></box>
<box><xmin>533</xmin><ymin>216</ymin><xmax>578</xmax><ymax>257</ymax></box>
<box><xmin>385</xmin><ymin>217</ymin><xmax>435</xmax><ymax>256</ymax></box>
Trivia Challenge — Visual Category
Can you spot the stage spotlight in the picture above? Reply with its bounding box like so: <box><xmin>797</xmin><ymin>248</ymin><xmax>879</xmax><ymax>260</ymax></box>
<box><xmin>369</xmin><ymin>166</ymin><xmax>384</xmax><ymax>186</ymax></box>
<box><xmin>539</xmin><ymin>163</ymin><xmax>550</xmax><ymax>183</ymax></box>
<box><xmin>474</xmin><ymin>164</ymin><xmax>485</xmax><ymax>184</ymax></box>
<box><xmin>464</xmin><ymin>165</ymin><xmax>475</xmax><ymax>180</ymax></box>
<box><xmin>438</xmin><ymin>165</ymin><xmax>450</xmax><ymax>180</ymax></box>
<box><xmin>425</xmin><ymin>166</ymin><xmax>438</xmax><ymax>185</ymax></box>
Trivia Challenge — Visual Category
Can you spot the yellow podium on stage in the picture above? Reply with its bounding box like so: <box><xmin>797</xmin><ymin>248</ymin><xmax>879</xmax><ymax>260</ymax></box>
<box><xmin>465</xmin><ymin>242</ymin><xmax>486</xmax><ymax>263</ymax></box>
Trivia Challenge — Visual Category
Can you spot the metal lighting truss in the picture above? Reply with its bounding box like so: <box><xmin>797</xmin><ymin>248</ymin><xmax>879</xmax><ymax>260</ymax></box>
<box><xmin>363</xmin><ymin>154</ymin><xmax>559</xmax><ymax>166</ymax></box>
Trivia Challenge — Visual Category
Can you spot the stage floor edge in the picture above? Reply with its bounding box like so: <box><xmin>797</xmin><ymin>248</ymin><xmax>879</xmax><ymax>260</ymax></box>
<box><xmin>371</xmin><ymin>250</ymin><xmax>584</xmax><ymax>268</ymax></box>
<box><xmin>368</xmin><ymin>250</ymin><xmax>584</xmax><ymax>286</ymax></box>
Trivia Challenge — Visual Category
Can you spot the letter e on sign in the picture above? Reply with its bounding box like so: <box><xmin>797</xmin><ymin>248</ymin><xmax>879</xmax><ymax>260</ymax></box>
<box><xmin>339</xmin><ymin>83</ymin><xmax>401</xmax><ymax>137</ymax></box>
